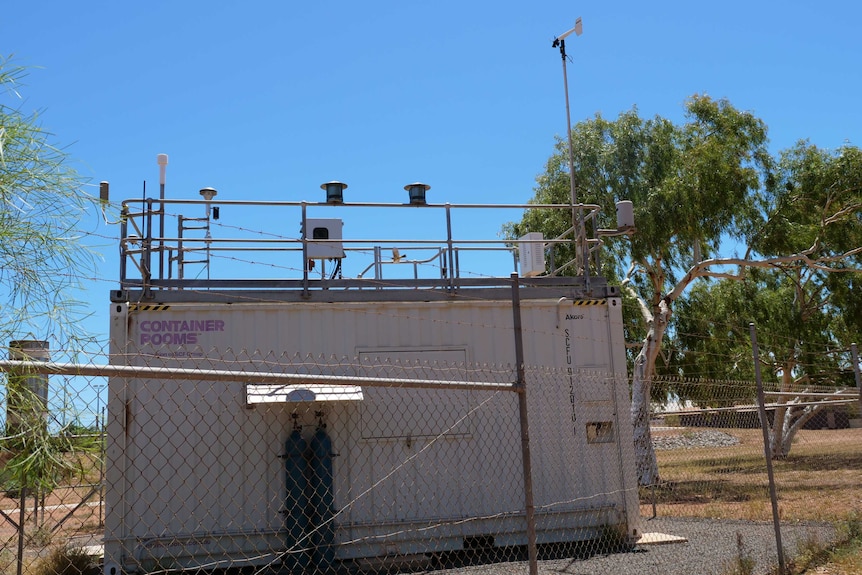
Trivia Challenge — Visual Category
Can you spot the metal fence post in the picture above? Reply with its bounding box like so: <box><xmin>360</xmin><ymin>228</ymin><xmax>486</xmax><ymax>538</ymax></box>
<box><xmin>851</xmin><ymin>343</ymin><xmax>860</xmax><ymax>417</ymax></box>
<box><xmin>749</xmin><ymin>323</ymin><xmax>786</xmax><ymax>575</ymax></box>
<box><xmin>17</xmin><ymin>489</ymin><xmax>25</xmax><ymax>575</ymax></box>
<box><xmin>511</xmin><ymin>273</ymin><xmax>538</xmax><ymax>575</ymax></box>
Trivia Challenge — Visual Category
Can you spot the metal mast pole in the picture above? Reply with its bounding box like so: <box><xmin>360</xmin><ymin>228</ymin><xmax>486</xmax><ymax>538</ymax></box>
<box><xmin>553</xmin><ymin>18</ymin><xmax>588</xmax><ymax>290</ymax></box>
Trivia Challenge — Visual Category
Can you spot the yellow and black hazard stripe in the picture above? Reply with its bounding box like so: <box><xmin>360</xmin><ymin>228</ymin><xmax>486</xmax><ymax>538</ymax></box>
<box><xmin>571</xmin><ymin>299</ymin><xmax>606</xmax><ymax>306</ymax></box>
<box><xmin>129</xmin><ymin>304</ymin><xmax>171</xmax><ymax>312</ymax></box>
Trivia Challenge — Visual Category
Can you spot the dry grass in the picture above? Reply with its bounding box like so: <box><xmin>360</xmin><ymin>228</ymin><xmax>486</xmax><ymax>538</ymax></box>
<box><xmin>21</xmin><ymin>546</ymin><xmax>98</xmax><ymax>575</ymax></box>
<box><xmin>0</xmin><ymin>449</ymin><xmax>103</xmax><ymax>543</ymax></box>
<box><xmin>642</xmin><ymin>428</ymin><xmax>862</xmax><ymax>523</ymax></box>
<box><xmin>642</xmin><ymin>427</ymin><xmax>862</xmax><ymax>573</ymax></box>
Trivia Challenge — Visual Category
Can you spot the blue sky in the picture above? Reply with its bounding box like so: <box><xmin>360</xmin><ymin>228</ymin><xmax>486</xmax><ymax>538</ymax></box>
<box><xmin>3</xmin><ymin>1</ymin><xmax>861</xmax><ymax>352</ymax></box>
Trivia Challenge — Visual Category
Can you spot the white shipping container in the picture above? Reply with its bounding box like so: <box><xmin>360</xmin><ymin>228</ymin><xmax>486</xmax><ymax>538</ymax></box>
<box><xmin>104</xmin><ymin>192</ymin><xmax>643</xmax><ymax>574</ymax></box>
<box><xmin>104</xmin><ymin>290</ymin><xmax>641</xmax><ymax>573</ymax></box>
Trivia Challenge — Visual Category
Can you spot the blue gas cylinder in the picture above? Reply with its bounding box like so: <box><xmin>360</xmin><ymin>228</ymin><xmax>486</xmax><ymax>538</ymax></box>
<box><xmin>308</xmin><ymin>426</ymin><xmax>335</xmax><ymax>572</ymax></box>
<box><xmin>284</xmin><ymin>427</ymin><xmax>309</xmax><ymax>573</ymax></box>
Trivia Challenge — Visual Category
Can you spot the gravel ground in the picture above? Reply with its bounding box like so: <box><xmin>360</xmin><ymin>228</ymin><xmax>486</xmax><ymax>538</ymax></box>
<box><xmin>64</xmin><ymin>516</ymin><xmax>836</xmax><ymax>575</ymax></box>
<box><xmin>652</xmin><ymin>429</ymin><xmax>741</xmax><ymax>450</ymax></box>
<box><xmin>424</xmin><ymin>517</ymin><xmax>837</xmax><ymax>575</ymax></box>
<box><xmin>420</xmin><ymin>427</ymin><xmax>832</xmax><ymax>575</ymax></box>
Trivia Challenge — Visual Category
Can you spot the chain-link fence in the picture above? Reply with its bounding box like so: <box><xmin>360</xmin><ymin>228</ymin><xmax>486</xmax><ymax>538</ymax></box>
<box><xmin>1</xmin><ymin>352</ymin><xmax>106</xmax><ymax>575</ymax></box>
<box><xmin>1</xmin><ymin>338</ymin><xmax>860</xmax><ymax>575</ymax></box>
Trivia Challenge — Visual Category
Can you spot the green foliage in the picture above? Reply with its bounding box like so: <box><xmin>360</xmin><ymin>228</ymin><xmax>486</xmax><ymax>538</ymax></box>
<box><xmin>663</xmin><ymin>414</ymin><xmax>681</xmax><ymax>427</ymax></box>
<box><xmin>671</xmin><ymin>141</ymin><xmax>862</xmax><ymax>397</ymax></box>
<box><xmin>1</xmin><ymin>414</ymin><xmax>97</xmax><ymax>499</ymax></box>
<box><xmin>510</xmin><ymin>92</ymin><xmax>862</xmax><ymax>436</ymax></box>
<box><xmin>510</xmin><ymin>96</ymin><xmax>769</xmax><ymax>291</ymax></box>
<box><xmin>754</xmin><ymin>143</ymin><xmax>862</xmax><ymax>256</ymax></box>
<box><xmin>752</xmin><ymin>142</ymin><xmax>862</xmax><ymax>346</ymax></box>
<box><xmin>673</xmin><ymin>266</ymin><xmax>842</xmax><ymax>386</ymax></box>
<box><xmin>60</xmin><ymin>420</ymin><xmax>102</xmax><ymax>451</ymax></box>
<box><xmin>0</xmin><ymin>55</ymin><xmax>98</xmax><ymax>346</ymax></box>
<box><xmin>0</xmin><ymin>56</ymin><xmax>101</xmax><ymax>512</ymax></box>
<box><xmin>28</xmin><ymin>526</ymin><xmax>53</xmax><ymax>548</ymax></box>
<box><xmin>508</xmin><ymin>95</ymin><xmax>772</xmax><ymax>383</ymax></box>
<box><xmin>1</xmin><ymin>371</ymin><xmax>102</xmax><ymax>496</ymax></box>
<box><xmin>842</xmin><ymin>511</ymin><xmax>862</xmax><ymax>541</ymax></box>
<box><xmin>786</xmin><ymin>513</ymin><xmax>862</xmax><ymax>574</ymax></box>
<box><xmin>2</xmin><ymin>368</ymin><xmax>67</xmax><ymax>493</ymax></box>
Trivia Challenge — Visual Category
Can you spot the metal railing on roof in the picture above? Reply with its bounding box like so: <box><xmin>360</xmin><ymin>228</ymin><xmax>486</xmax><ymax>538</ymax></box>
<box><xmin>116</xmin><ymin>195</ymin><xmax>608</xmax><ymax>297</ymax></box>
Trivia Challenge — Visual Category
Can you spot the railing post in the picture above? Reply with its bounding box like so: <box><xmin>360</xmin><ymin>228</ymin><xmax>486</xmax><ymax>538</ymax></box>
<box><xmin>301</xmin><ymin>202</ymin><xmax>309</xmax><ymax>299</ymax></box>
<box><xmin>446</xmin><ymin>203</ymin><xmax>455</xmax><ymax>292</ymax></box>
<box><xmin>119</xmin><ymin>205</ymin><xmax>129</xmax><ymax>288</ymax></box>
<box><xmin>142</xmin><ymin>198</ymin><xmax>154</xmax><ymax>298</ymax></box>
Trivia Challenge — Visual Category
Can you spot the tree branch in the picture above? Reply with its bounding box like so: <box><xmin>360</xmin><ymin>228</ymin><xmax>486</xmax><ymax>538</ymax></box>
<box><xmin>823</xmin><ymin>201</ymin><xmax>862</xmax><ymax>226</ymax></box>
<box><xmin>621</xmin><ymin>261</ymin><xmax>655</xmax><ymax>325</ymax></box>
<box><xmin>662</xmin><ymin>251</ymin><xmax>862</xmax><ymax>306</ymax></box>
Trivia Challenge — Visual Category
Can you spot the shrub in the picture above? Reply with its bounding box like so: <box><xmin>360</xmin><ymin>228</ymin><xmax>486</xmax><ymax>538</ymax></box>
<box><xmin>32</xmin><ymin>547</ymin><xmax>97</xmax><ymax>575</ymax></box>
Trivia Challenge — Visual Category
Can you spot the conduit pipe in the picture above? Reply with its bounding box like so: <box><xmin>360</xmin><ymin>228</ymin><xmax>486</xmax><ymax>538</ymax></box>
<box><xmin>0</xmin><ymin>361</ymin><xmax>516</xmax><ymax>393</ymax></box>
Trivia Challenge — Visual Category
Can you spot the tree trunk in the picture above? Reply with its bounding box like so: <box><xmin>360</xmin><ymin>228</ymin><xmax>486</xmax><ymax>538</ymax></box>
<box><xmin>630</xmin><ymin>300</ymin><xmax>670</xmax><ymax>486</ymax></box>
<box><xmin>630</xmin><ymin>355</ymin><xmax>659</xmax><ymax>486</ymax></box>
<box><xmin>768</xmin><ymin>368</ymin><xmax>793</xmax><ymax>458</ymax></box>
<box><xmin>773</xmin><ymin>395</ymin><xmax>834</xmax><ymax>459</ymax></box>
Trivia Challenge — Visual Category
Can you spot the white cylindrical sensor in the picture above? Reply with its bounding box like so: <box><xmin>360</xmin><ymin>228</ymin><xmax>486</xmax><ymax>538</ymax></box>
<box><xmin>157</xmin><ymin>153</ymin><xmax>168</xmax><ymax>185</ymax></box>
<box><xmin>616</xmin><ymin>200</ymin><xmax>634</xmax><ymax>230</ymax></box>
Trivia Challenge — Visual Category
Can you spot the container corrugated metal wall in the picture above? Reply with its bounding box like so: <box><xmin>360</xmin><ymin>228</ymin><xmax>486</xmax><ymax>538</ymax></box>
<box><xmin>104</xmin><ymin>296</ymin><xmax>639</xmax><ymax>571</ymax></box>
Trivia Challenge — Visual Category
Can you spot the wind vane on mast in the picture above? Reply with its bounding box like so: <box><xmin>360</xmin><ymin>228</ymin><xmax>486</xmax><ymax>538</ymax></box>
<box><xmin>553</xmin><ymin>17</ymin><xmax>582</xmax><ymax>47</ymax></box>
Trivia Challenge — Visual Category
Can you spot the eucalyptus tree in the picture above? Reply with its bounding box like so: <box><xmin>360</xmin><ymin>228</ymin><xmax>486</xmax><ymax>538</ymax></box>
<box><xmin>751</xmin><ymin>142</ymin><xmax>862</xmax><ymax>344</ymax></box>
<box><xmin>509</xmin><ymin>95</ymin><xmax>772</xmax><ymax>485</ymax></box>
<box><xmin>674</xmin><ymin>266</ymin><xmax>850</xmax><ymax>458</ymax></box>
<box><xmin>668</xmin><ymin>142</ymin><xmax>861</xmax><ymax>460</ymax></box>
<box><xmin>511</xmin><ymin>97</ymin><xmax>862</xmax><ymax>479</ymax></box>
<box><xmin>740</xmin><ymin>142</ymin><xmax>861</xmax><ymax>456</ymax></box>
